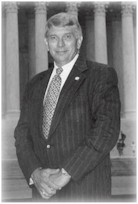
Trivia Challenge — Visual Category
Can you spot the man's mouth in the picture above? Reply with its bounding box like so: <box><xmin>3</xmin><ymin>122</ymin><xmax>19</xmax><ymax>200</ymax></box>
<box><xmin>56</xmin><ymin>50</ymin><xmax>68</xmax><ymax>55</ymax></box>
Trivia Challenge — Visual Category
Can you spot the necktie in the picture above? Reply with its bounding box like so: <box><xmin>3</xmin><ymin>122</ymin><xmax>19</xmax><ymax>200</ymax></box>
<box><xmin>43</xmin><ymin>67</ymin><xmax>63</xmax><ymax>139</ymax></box>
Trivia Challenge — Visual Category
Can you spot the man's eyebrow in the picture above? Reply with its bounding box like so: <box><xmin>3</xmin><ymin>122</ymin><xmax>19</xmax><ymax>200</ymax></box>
<box><xmin>62</xmin><ymin>32</ymin><xmax>74</xmax><ymax>36</ymax></box>
<box><xmin>48</xmin><ymin>32</ymin><xmax>73</xmax><ymax>36</ymax></box>
<box><xmin>64</xmin><ymin>32</ymin><xmax>72</xmax><ymax>34</ymax></box>
<box><xmin>48</xmin><ymin>34</ymin><xmax>57</xmax><ymax>37</ymax></box>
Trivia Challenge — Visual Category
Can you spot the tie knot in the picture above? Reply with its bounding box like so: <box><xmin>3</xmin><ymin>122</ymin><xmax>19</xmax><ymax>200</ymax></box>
<box><xmin>56</xmin><ymin>67</ymin><xmax>63</xmax><ymax>75</ymax></box>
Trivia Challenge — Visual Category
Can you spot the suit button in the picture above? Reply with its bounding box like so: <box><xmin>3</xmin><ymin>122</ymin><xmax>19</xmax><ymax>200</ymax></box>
<box><xmin>47</xmin><ymin>144</ymin><xmax>51</xmax><ymax>149</ymax></box>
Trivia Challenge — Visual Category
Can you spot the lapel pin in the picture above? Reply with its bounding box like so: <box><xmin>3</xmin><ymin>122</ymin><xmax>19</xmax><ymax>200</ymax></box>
<box><xmin>75</xmin><ymin>76</ymin><xmax>80</xmax><ymax>81</ymax></box>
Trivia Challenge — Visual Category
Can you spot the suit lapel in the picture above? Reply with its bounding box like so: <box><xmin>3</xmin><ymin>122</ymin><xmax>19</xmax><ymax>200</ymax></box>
<box><xmin>48</xmin><ymin>59</ymin><xmax>88</xmax><ymax>138</ymax></box>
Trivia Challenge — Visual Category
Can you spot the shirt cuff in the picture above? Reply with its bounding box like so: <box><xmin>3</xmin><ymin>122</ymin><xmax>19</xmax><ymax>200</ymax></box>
<box><xmin>61</xmin><ymin>168</ymin><xmax>71</xmax><ymax>178</ymax></box>
<box><xmin>29</xmin><ymin>177</ymin><xmax>34</xmax><ymax>185</ymax></box>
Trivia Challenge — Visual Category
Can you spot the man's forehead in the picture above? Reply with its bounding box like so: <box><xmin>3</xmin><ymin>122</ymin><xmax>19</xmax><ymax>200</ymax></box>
<box><xmin>48</xmin><ymin>25</ymin><xmax>76</xmax><ymax>35</ymax></box>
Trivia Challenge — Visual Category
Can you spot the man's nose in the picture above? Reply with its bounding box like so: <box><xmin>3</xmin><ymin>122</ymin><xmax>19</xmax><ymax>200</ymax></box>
<box><xmin>57</xmin><ymin>38</ymin><xmax>65</xmax><ymax>47</ymax></box>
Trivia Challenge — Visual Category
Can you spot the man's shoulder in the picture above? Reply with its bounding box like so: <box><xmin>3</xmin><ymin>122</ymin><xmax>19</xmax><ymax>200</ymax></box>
<box><xmin>24</xmin><ymin>70</ymin><xmax>51</xmax><ymax>94</ymax></box>
<box><xmin>86</xmin><ymin>60</ymin><xmax>116</xmax><ymax>75</ymax></box>
<box><xmin>28</xmin><ymin>70</ymin><xmax>48</xmax><ymax>87</ymax></box>
<box><xmin>85</xmin><ymin>60</ymin><xmax>118</xmax><ymax>83</ymax></box>
<box><xmin>86</xmin><ymin>60</ymin><xmax>111</xmax><ymax>70</ymax></box>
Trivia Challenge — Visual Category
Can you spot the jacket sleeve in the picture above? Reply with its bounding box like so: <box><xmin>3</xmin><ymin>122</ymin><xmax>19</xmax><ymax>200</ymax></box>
<box><xmin>14</xmin><ymin>82</ymin><xmax>41</xmax><ymax>184</ymax></box>
<box><xmin>62</xmin><ymin>67</ymin><xmax>121</xmax><ymax>181</ymax></box>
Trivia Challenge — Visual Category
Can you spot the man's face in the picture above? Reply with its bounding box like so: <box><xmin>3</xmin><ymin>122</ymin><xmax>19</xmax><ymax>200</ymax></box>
<box><xmin>46</xmin><ymin>26</ymin><xmax>82</xmax><ymax>67</ymax></box>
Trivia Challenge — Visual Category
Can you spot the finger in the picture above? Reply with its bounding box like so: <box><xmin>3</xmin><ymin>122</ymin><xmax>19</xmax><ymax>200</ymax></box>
<box><xmin>45</xmin><ymin>168</ymin><xmax>60</xmax><ymax>175</ymax></box>
<box><xmin>42</xmin><ymin>175</ymin><xmax>60</xmax><ymax>190</ymax></box>
<box><xmin>33</xmin><ymin>174</ymin><xmax>55</xmax><ymax>197</ymax></box>
<box><xmin>43</xmin><ymin>185</ymin><xmax>56</xmax><ymax>196</ymax></box>
<box><xmin>34</xmin><ymin>182</ymin><xmax>43</xmax><ymax>195</ymax></box>
<box><xmin>40</xmin><ymin>182</ymin><xmax>56</xmax><ymax>196</ymax></box>
<box><xmin>46</xmin><ymin>180</ymin><xmax>60</xmax><ymax>190</ymax></box>
<box><xmin>40</xmin><ymin>190</ymin><xmax>51</xmax><ymax>199</ymax></box>
<box><xmin>40</xmin><ymin>187</ymin><xmax>56</xmax><ymax>199</ymax></box>
<box><xmin>40</xmin><ymin>188</ymin><xmax>50</xmax><ymax>196</ymax></box>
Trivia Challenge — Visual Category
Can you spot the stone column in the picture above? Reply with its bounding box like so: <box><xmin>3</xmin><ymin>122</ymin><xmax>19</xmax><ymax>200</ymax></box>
<box><xmin>5</xmin><ymin>2</ymin><xmax>20</xmax><ymax>116</ymax></box>
<box><xmin>94</xmin><ymin>3</ymin><xmax>108</xmax><ymax>64</ymax></box>
<box><xmin>2</xmin><ymin>5</ymin><xmax>6</xmax><ymax>116</ymax></box>
<box><xmin>85</xmin><ymin>11</ymin><xmax>94</xmax><ymax>61</ymax></box>
<box><xmin>28</xmin><ymin>12</ymin><xmax>35</xmax><ymax>79</ymax></box>
<box><xmin>121</xmin><ymin>3</ymin><xmax>136</xmax><ymax>118</ymax></box>
<box><xmin>66</xmin><ymin>2</ymin><xmax>79</xmax><ymax>18</ymax></box>
<box><xmin>112</xmin><ymin>13</ymin><xmax>124</xmax><ymax>112</ymax></box>
<box><xmin>121</xmin><ymin>3</ymin><xmax>136</xmax><ymax>158</ymax></box>
<box><xmin>35</xmin><ymin>2</ymin><xmax>48</xmax><ymax>74</ymax></box>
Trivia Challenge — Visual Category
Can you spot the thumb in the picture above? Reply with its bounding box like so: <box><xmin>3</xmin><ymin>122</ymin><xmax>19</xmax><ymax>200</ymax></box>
<box><xmin>49</xmin><ymin>169</ymin><xmax>60</xmax><ymax>175</ymax></box>
<box><xmin>46</xmin><ymin>168</ymin><xmax>60</xmax><ymax>175</ymax></box>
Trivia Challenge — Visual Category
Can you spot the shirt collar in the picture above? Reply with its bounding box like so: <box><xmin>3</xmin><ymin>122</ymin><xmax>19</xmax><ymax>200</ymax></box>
<box><xmin>54</xmin><ymin>54</ymin><xmax>79</xmax><ymax>71</ymax></box>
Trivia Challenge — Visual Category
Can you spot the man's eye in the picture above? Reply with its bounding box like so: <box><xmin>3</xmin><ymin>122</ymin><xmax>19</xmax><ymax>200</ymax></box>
<box><xmin>49</xmin><ymin>36</ymin><xmax>57</xmax><ymax>40</ymax></box>
<box><xmin>64</xmin><ymin>34</ymin><xmax>72</xmax><ymax>40</ymax></box>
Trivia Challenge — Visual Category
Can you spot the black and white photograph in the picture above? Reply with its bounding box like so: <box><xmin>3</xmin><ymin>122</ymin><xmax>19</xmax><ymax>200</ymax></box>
<box><xmin>1</xmin><ymin>0</ymin><xmax>136</xmax><ymax>202</ymax></box>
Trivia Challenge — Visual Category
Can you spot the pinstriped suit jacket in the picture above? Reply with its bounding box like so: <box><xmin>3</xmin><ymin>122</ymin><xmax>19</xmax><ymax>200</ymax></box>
<box><xmin>14</xmin><ymin>57</ymin><xmax>121</xmax><ymax>201</ymax></box>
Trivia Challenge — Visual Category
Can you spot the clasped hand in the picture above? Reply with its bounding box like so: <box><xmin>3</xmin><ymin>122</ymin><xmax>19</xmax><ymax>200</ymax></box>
<box><xmin>32</xmin><ymin>168</ymin><xmax>71</xmax><ymax>199</ymax></box>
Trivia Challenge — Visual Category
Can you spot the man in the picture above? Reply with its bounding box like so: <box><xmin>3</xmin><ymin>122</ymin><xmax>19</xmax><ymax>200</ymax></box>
<box><xmin>14</xmin><ymin>12</ymin><xmax>121</xmax><ymax>202</ymax></box>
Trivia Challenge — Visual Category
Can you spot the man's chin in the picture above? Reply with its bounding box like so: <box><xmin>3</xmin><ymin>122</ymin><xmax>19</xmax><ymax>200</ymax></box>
<box><xmin>54</xmin><ymin>58</ymin><xmax>69</xmax><ymax>66</ymax></box>
<box><xmin>55</xmin><ymin>56</ymin><xmax>67</xmax><ymax>62</ymax></box>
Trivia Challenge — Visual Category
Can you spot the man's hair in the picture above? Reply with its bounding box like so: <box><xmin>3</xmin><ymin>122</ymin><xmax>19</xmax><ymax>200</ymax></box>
<box><xmin>45</xmin><ymin>12</ymin><xmax>83</xmax><ymax>39</ymax></box>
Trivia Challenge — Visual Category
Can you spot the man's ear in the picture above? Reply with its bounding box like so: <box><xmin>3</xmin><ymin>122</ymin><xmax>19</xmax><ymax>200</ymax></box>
<box><xmin>44</xmin><ymin>38</ymin><xmax>49</xmax><ymax>51</ymax></box>
<box><xmin>77</xmin><ymin>36</ymin><xmax>83</xmax><ymax>50</ymax></box>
